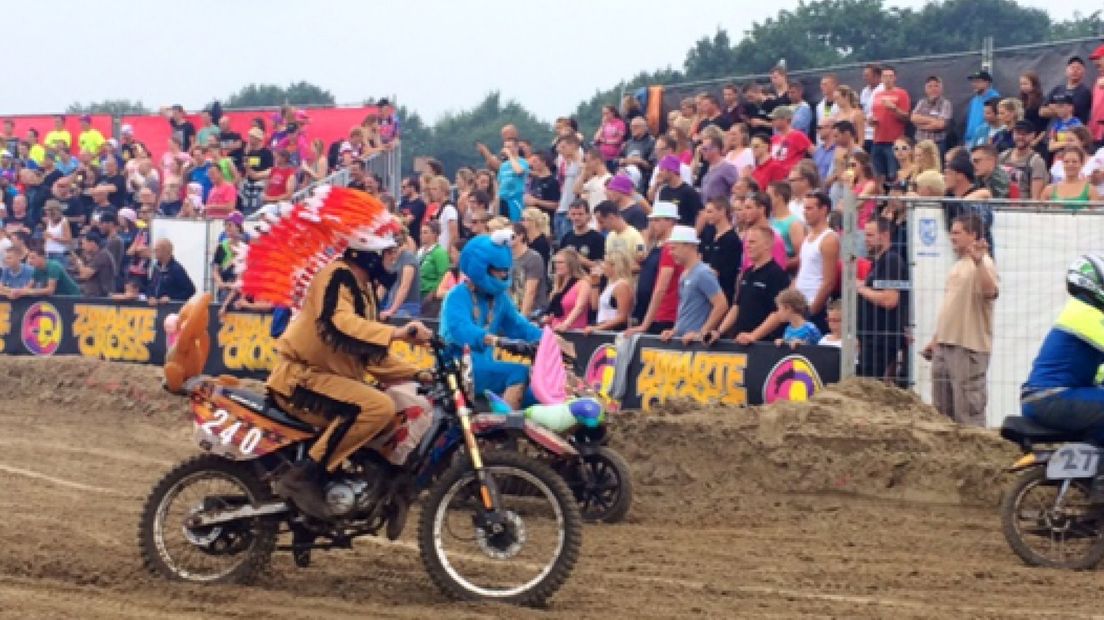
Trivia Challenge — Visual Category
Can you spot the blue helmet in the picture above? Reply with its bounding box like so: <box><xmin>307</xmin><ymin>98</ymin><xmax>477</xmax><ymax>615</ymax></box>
<box><xmin>459</xmin><ymin>230</ymin><xmax>514</xmax><ymax>297</ymax></box>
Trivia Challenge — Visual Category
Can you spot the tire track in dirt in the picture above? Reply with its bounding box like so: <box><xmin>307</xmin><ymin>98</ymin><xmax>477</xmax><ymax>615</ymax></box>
<box><xmin>3</xmin><ymin>357</ymin><xmax>1104</xmax><ymax>618</ymax></box>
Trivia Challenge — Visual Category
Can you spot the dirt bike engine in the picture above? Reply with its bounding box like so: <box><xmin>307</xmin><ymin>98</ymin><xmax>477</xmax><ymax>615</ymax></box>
<box><xmin>324</xmin><ymin>472</ymin><xmax>384</xmax><ymax>517</ymax></box>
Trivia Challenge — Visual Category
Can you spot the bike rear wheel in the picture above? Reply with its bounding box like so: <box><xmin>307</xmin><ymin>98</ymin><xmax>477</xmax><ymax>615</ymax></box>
<box><xmin>138</xmin><ymin>454</ymin><xmax>277</xmax><ymax>583</ymax></box>
<box><xmin>418</xmin><ymin>450</ymin><xmax>582</xmax><ymax>606</ymax></box>
<box><xmin>571</xmin><ymin>446</ymin><xmax>633</xmax><ymax>523</ymax></box>
<box><xmin>1000</xmin><ymin>466</ymin><xmax>1104</xmax><ymax>570</ymax></box>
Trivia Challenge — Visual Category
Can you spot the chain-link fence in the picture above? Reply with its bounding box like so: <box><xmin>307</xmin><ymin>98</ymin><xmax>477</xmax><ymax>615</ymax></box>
<box><xmin>840</xmin><ymin>196</ymin><xmax>1104</xmax><ymax>428</ymax></box>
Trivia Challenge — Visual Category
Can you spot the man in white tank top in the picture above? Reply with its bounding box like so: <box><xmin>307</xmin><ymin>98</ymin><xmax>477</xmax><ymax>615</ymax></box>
<box><xmin>793</xmin><ymin>191</ymin><xmax>839</xmax><ymax>334</ymax></box>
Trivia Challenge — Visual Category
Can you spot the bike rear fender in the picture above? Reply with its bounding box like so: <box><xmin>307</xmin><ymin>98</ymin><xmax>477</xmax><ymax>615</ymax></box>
<box><xmin>1008</xmin><ymin>451</ymin><xmax>1052</xmax><ymax>472</ymax></box>
<box><xmin>470</xmin><ymin>413</ymin><xmax>578</xmax><ymax>458</ymax></box>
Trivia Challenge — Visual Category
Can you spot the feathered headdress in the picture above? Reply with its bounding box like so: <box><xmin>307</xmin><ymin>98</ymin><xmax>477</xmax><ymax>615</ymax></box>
<box><xmin>238</xmin><ymin>185</ymin><xmax>397</xmax><ymax>311</ymax></box>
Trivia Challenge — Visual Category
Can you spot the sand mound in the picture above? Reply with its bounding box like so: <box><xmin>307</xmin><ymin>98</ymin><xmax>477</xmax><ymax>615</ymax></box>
<box><xmin>1</xmin><ymin>357</ymin><xmax>186</xmax><ymax>420</ymax></box>
<box><xmin>612</xmin><ymin>378</ymin><xmax>1020</xmax><ymax>525</ymax></box>
<box><xmin>0</xmin><ymin>356</ymin><xmax>265</xmax><ymax>421</ymax></box>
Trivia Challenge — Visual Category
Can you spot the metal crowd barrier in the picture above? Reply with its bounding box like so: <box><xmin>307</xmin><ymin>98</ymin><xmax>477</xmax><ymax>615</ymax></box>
<box><xmin>288</xmin><ymin>145</ymin><xmax>401</xmax><ymax>203</ymax></box>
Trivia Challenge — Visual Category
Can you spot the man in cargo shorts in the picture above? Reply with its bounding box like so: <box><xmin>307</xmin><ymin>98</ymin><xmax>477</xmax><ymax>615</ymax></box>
<box><xmin>921</xmin><ymin>214</ymin><xmax>999</xmax><ymax>427</ymax></box>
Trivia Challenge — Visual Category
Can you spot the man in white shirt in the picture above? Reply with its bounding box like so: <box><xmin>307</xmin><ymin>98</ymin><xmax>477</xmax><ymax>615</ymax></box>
<box><xmin>859</xmin><ymin>63</ymin><xmax>885</xmax><ymax>152</ymax></box>
<box><xmin>793</xmin><ymin>191</ymin><xmax>839</xmax><ymax>334</ymax></box>
<box><xmin>814</xmin><ymin>73</ymin><xmax>839</xmax><ymax>145</ymax></box>
<box><xmin>555</xmin><ymin>133</ymin><xmax>583</xmax><ymax>243</ymax></box>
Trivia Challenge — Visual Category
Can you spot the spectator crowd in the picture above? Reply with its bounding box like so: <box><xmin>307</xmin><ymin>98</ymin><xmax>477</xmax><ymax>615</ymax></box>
<box><xmin>2</xmin><ymin>47</ymin><xmax>1103</xmax><ymax>428</ymax></box>
<box><xmin>383</xmin><ymin>48</ymin><xmax>1101</xmax><ymax>428</ymax></box>
<box><xmin>0</xmin><ymin>100</ymin><xmax>402</xmax><ymax>305</ymax></box>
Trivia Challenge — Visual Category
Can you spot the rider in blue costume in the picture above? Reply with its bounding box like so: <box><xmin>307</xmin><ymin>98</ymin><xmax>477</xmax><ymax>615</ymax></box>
<box><xmin>440</xmin><ymin>230</ymin><xmax>542</xmax><ymax>408</ymax></box>
<box><xmin>1022</xmin><ymin>255</ymin><xmax>1104</xmax><ymax>501</ymax></box>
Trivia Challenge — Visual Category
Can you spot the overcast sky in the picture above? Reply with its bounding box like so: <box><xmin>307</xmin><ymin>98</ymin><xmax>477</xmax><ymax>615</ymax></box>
<box><xmin>5</xmin><ymin>0</ymin><xmax>1100</xmax><ymax>123</ymax></box>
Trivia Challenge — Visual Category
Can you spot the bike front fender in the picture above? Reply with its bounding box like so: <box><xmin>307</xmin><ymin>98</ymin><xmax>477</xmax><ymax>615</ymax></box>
<box><xmin>470</xmin><ymin>413</ymin><xmax>579</xmax><ymax>459</ymax></box>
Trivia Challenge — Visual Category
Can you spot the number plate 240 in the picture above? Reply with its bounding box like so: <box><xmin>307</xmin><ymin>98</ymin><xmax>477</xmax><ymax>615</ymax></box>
<box><xmin>194</xmin><ymin>408</ymin><xmax>267</xmax><ymax>460</ymax></box>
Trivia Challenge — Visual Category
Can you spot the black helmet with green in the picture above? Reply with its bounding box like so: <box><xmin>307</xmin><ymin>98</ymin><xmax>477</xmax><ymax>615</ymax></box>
<box><xmin>1067</xmin><ymin>255</ymin><xmax>1104</xmax><ymax>313</ymax></box>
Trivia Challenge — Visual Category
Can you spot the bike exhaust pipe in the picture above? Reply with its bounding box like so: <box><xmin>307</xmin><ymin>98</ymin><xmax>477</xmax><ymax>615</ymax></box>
<box><xmin>186</xmin><ymin>501</ymin><xmax>289</xmax><ymax>528</ymax></box>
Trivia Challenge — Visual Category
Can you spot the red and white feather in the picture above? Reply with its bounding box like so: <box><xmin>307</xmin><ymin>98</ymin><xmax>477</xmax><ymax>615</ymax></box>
<box><xmin>239</xmin><ymin>185</ymin><xmax>394</xmax><ymax>312</ymax></box>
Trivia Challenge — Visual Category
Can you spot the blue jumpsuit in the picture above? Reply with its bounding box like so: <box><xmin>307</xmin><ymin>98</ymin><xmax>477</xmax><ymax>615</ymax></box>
<box><xmin>440</xmin><ymin>284</ymin><xmax>542</xmax><ymax>398</ymax></box>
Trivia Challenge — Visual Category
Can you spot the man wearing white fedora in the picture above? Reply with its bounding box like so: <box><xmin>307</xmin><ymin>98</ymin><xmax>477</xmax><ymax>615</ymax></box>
<box><xmin>660</xmin><ymin>225</ymin><xmax>728</xmax><ymax>345</ymax></box>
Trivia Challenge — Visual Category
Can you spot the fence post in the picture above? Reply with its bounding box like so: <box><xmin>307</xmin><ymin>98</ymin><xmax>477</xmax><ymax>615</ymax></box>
<box><xmin>390</xmin><ymin>140</ymin><xmax>402</xmax><ymax>197</ymax></box>
<box><xmin>906</xmin><ymin>203</ymin><xmax>919</xmax><ymax>391</ymax></box>
<box><xmin>839</xmin><ymin>186</ymin><xmax>858</xmax><ymax>380</ymax></box>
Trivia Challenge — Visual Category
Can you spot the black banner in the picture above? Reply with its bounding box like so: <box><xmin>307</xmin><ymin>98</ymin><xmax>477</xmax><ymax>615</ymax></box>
<box><xmin>620</xmin><ymin>338</ymin><xmax>840</xmax><ymax>410</ymax></box>
<box><xmin>0</xmin><ymin>298</ymin><xmax>838</xmax><ymax>409</ymax></box>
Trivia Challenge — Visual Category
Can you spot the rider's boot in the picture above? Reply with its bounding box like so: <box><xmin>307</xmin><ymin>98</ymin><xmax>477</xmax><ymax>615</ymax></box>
<box><xmin>290</xmin><ymin>524</ymin><xmax>316</xmax><ymax>568</ymax></box>
<box><xmin>275</xmin><ymin>458</ymin><xmax>331</xmax><ymax>520</ymax></box>
<box><xmin>385</xmin><ymin>477</ymin><xmax>416</xmax><ymax>541</ymax></box>
<box><xmin>385</xmin><ymin>493</ymin><xmax>410</xmax><ymax>541</ymax></box>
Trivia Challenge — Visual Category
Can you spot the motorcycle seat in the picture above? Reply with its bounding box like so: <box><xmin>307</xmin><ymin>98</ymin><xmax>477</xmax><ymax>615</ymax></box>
<box><xmin>1000</xmin><ymin>416</ymin><xmax>1086</xmax><ymax>445</ymax></box>
<box><xmin>222</xmin><ymin>388</ymin><xmax>316</xmax><ymax>434</ymax></box>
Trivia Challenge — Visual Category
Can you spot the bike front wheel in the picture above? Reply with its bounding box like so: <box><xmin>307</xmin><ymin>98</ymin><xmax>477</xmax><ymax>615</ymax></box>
<box><xmin>418</xmin><ymin>450</ymin><xmax>582</xmax><ymax>606</ymax></box>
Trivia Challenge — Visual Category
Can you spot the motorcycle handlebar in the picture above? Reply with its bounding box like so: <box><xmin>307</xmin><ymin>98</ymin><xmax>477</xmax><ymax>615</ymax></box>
<box><xmin>497</xmin><ymin>338</ymin><xmax>538</xmax><ymax>358</ymax></box>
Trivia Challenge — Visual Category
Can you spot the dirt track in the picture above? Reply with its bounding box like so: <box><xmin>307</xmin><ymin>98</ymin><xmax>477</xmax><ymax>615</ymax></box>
<box><xmin>2</xmin><ymin>357</ymin><xmax>1103</xmax><ymax>619</ymax></box>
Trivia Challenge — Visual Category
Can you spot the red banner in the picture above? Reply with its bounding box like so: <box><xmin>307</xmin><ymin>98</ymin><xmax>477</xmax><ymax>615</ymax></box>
<box><xmin>120</xmin><ymin>106</ymin><xmax>380</xmax><ymax>164</ymax></box>
<box><xmin>0</xmin><ymin>114</ymin><xmax>114</xmax><ymax>155</ymax></box>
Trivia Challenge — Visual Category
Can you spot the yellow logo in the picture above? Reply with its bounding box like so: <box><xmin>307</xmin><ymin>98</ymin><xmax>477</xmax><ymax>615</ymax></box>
<box><xmin>0</xmin><ymin>302</ymin><xmax>10</xmax><ymax>350</ymax></box>
<box><xmin>218</xmin><ymin>313</ymin><xmax>278</xmax><ymax>371</ymax></box>
<box><xmin>72</xmin><ymin>305</ymin><xmax>156</xmax><ymax>362</ymax></box>
<box><xmin>635</xmin><ymin>348</ymin><xmax>748</xmax><ymax>411</ymax></box>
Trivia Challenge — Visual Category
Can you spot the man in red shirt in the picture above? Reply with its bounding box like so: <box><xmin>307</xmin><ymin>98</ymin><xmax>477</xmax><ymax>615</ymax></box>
<box><xmin>1089</xmin><ymin>44</ymin><xmax>1104</xmax><ymax>144</ymax></box>
<box><xmin>624</xmin><ymin>201</ymin><xmax>683</xmax><ymax>336</ymax></box>
<box><xmin>869</xmin><ymin>64</ymin><xmax>911</xmax><ymax>187</ymax></box>
<box><xmin>769</xmin><ymin>106</ymin><xmax>813</xmax><ymax>177</ymax></box>
<box><xmin>264</xmin><ymin>149</ymin><xmax>298</xmax><ymax>203</ymax></box>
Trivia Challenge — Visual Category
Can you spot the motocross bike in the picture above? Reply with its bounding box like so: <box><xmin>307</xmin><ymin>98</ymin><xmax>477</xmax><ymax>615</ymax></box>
<box><xmin>477</xmin><ymin>336</ymin><xmax>634</xmax><ymax>524</ymax></box>
<box><xmin>999</xmin><ymin>415</ymin><xmax>1104</xmax><ymax>569</ymax></box>
<box><xmin>137</xmin><ymin>336</ymin><xmax>582</xmax><ymax>607</ymax></box>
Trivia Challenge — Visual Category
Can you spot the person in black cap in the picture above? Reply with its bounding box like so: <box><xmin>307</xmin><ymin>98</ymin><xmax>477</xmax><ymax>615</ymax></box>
<box><xmin>95</xmin><ymin>209</ymin><xmax>124</xmax><ymax>289</ymax></box>
<box><xmin>966</xmin><ymin>70</ymin><xmax>999</xmax><ymax>142</ymax></box>
<box><xmin>999</xmin><ymin>119</ymin><xmax>1048</xmax><ymax>199</ymax></box>
<box><xmin>1042</xmin><ymin>56</ymin><xmax>1092</xmax><ymax>124</ymax></box>
<box><xmin>1046</xmin><ymin>91</ymin><xmax>1084</xmax><ymax>154</ymax></box>
<box><xmin>73</xmin><ymin>232</ymin><xmax>116</xmax><ymax>297</ymax></box>
<box><xmin>943</xmin><ymin>153</ymin><xmax>995</xmax><ymax>253</ymax></box>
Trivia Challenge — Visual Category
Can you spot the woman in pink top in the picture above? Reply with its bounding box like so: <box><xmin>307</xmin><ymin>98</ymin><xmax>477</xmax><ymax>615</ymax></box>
<box><xmin>669</xmin><ymin>126</ymin><xmax>694</xmax><ymax>165</ymax></box>
<box><xmin>161</xmin><ymin>137</ymin><xmax>190</xmax><ymax>180</ymax></box>
<box><xmin>204</xmin><ymin>166</ymin><xmax>237</xmax><ymax>219</ymax></box>
<box><xmin>546</xmin><ymin>247</ymin><xmax>592</xmax><ymax>332</ymax></box>
<box><xmin>850</xmin><ymin>151</ymin><xmax>877</xmax><ymax>228</ymax></box>
<box><xmin>593</xmin><ymin>105</ymin><xmax>627</xmax><ymax>166</ymax></box>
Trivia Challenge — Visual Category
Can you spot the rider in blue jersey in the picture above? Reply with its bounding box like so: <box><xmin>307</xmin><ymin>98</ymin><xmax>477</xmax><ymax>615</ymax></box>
<box><xmin>1021</xmin><ymin>255</ymin><xmax>1104</xmax><ymax>501</ymax></box>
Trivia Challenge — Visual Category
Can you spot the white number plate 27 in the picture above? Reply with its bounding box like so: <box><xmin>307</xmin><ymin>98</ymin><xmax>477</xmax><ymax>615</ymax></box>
<box><xmin>1046</xmin><ymin>443</ymin><xmax>1104</xmax><ymax>480</ymax></box>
